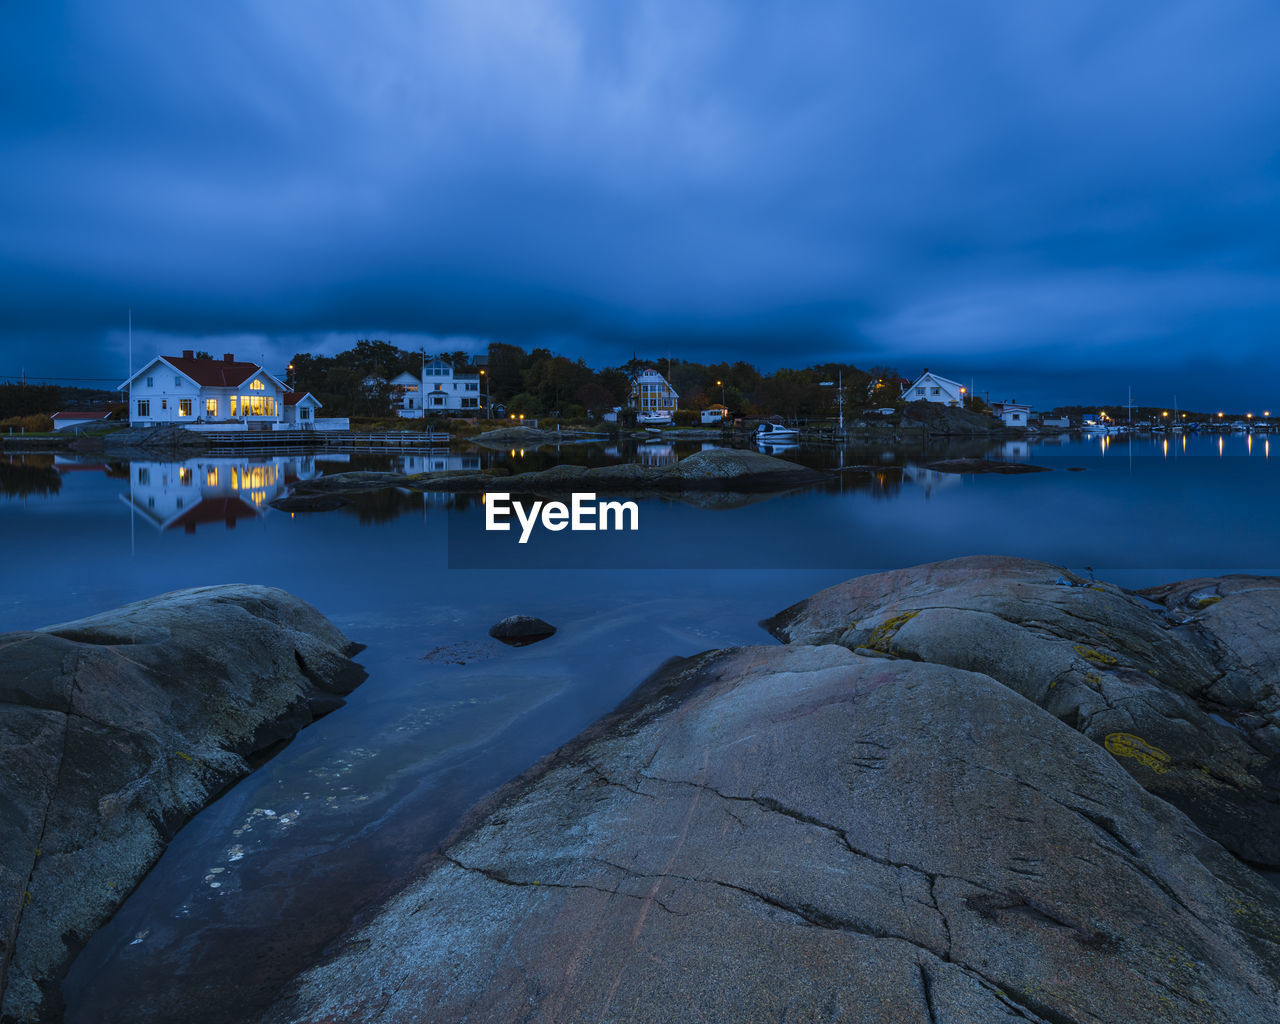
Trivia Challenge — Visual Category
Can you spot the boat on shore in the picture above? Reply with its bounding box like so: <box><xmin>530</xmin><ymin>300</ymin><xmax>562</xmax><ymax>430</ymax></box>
<box><xmin>755</xmin><ymin>421</ymin><xmax>800</xmax><ymax>442</ymax></box>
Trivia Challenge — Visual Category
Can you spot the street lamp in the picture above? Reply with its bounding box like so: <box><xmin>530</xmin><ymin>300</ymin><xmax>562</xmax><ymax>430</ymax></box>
<box><xmin>479</xmin><ymin>369</ymin><xmax>490</xmax><ymax>418</ymax></box>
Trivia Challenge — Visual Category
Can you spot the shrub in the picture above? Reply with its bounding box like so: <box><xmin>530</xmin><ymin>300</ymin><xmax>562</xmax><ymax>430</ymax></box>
<box><xmin>0</xmin><ymin>414</ymin><xmax>55</xmax><ymax>432</ymax></box>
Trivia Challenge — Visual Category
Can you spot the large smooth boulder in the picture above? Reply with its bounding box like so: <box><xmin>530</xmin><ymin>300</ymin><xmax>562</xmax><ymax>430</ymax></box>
<box><xmin>0</xmin><ymin>586</ymin><xmax>366</xmax><ymax>1023</ymax></box>
<box><xmin>763</xmin><ymin>556</ymin><xmax>1280</xmax><ymax>870</ymax></box>
<box><xmin>263</xmin><ymin>645</ymin><xmax>1280</xmax><ymax>1024</ymax></box>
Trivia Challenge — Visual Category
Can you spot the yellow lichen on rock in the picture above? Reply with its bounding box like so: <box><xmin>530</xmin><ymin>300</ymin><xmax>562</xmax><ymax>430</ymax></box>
<box><xmin>1104</xmin><ymin>732</ymin><xmax>1171</xmax><ymax>774</ymax></box>
<box><xmin>1074</xmin><ymin>644</ymin><xmax>1118</xmax><ymax>666</ymax></box>
<box><xmin>868</xmin><ymin>609</ymin><xmax>919</xmax><ymax>652</ymax></box>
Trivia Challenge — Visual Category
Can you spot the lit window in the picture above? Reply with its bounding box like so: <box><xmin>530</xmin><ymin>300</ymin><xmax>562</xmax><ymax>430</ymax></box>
<box><xmin>207</xmin><ymin>468</ymin><xmax>218</xmax><ymax>486</ymax></box>
<box><xmin>250</xmin><ymin>379</ymin><xmax>266</xmax><ymax>391</ymax></box>
<box><xmin>178</xmin><ymin>399</ymin><xmax>192</xmax><ymax>417</ymax></box>
<box><xmin>205</xmin><ymin>398</ymin><xmax>218</xmax><ymax>416</ymax></box>
<box><xmin>180</xmin><ymin>467</ymin><xmax>192</xmax><ymax>485</ymax></box>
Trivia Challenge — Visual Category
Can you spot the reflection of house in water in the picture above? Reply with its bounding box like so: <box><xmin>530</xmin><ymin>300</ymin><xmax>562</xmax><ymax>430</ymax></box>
<box><xmin>393</xmin><ymin>452</ymin><xmax>484</xmax><ymax>511</ymax></box>
<box><xmin>636</xmin><ymin>442</ymin><xmax>677</xmax><ymax>467</ymax></box>
<box><xmin>395</xmin><ymin>453</ymin><xmax>482</xmax><ymax>475</ymax></box>
<box><xmin>901</xmin><ymin>463</ymin><xmax>964</xmax><ymax>500</ymax></box>
<box><xmin>120</xmin><ymin>456</ymin><xmax>319</xmax><ymax>532</ymax></box>
<box><xmin>1001</xmin><ymin>441</ymin><xmax>1029</xmax><ymax>458</ymax></box>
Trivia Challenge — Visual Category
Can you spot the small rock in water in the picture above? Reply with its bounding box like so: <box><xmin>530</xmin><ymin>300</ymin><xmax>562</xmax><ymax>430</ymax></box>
<box><xmin>488</xmin><ymin>615</ymin><xmax>557</xmax><ymax>646</ymax></box>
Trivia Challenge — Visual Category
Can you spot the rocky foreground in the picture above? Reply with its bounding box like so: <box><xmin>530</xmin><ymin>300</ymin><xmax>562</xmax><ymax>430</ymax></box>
<box><xmin>264</xmin><ymin>557</ymin><xmax>1280</xmax><ymax>1024</ymax></box>
<box><xmin>0</xmin><ymin>587</ymin><xmax>366</xmax><ymax>1024</ymax></box>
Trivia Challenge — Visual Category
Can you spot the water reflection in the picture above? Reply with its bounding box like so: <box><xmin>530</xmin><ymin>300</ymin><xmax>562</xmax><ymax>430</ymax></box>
<box><xmin>121</xmin><ymin>456</ymin><xmax>319</xmax><ymax>532</ymax></box>
<box><xmin>0</xmin><ymin>453</ymin><xmax>62</xmax><ymax>497</ymax></box>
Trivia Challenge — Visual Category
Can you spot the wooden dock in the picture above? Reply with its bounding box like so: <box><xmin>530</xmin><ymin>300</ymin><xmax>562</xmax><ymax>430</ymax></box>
<box><xmin>200</xmin><ymin>430</ymin><xmax>452</xmax><ymax>456</ymax></box>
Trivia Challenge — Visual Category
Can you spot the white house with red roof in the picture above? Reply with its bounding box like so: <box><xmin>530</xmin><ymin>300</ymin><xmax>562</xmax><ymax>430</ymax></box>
<box><xmin>120</xmin><ymin>351</ymin><xmax>289</xmax><ymax>428</ymax></box>
<box><xmin>51</xmin><ymin>410</ymin><xmax>114</xmax><ymax>431</ymax></box>
<box><xmin>282</xmin><ymin>390</ymin><xmax>323</xmax><ymax>426</ymax></box>
<box><xmin>118</xmin><ymin>351</ymin><xmax>344</xmax><ymax>430</ymax></box>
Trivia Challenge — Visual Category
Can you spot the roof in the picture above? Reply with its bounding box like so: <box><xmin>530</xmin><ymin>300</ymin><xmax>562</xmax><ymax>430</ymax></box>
<box><xmin>164</xmin><ymin>355</ymin><xmax>263</xmax><ymax>387</ymax></box>
<box><xmin>902</xmin><ymin>370</ymin><xmax>964</xmax><ymax>394</ymax></box>
<box><xmin>120</xmin><ymin>354</ymin><xmax>286</xmax><ymax>391</ymax></box>
<box><xmin>168</xmin><ymin>496</ymin><xmax>261</xmax><ymax>532</ymax></box>
<box><xmin>283</xmin><ymin>391</ymin><xmax>321</xmax><ymax>407</ymax></box>
<box><xmin>52</xmin><ymin>411</ymin><xmax>112</xmax><ymax>421</ymax></box>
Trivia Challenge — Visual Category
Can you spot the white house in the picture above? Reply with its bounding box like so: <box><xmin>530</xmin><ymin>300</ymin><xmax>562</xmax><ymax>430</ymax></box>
<box><xmin>390</xmin><ymin>360</ymin><xmax>483</xmax><ymax>417</ymax></box>
<box><xmin>120</xmin><ymin>352</ymin><xmax>289</xmax><ymax>429</ymax></box>
<box><xmin>901</xmin><ymin>370</ymin><xmax>965</xmax><ymax>407</ymax></box>
<box><xmin>990</xmin><ymin>401</ymin><xmax>1032</xmax><ymax>427</ymax></box>
<box><xmin>700</xmin><ymin>404</ymin><xmax>729</xmax><ymax>424</ymax></box>
<box><xmin>629</xmin><ymin>368</ymin><xmax>679</xmax><ymax>422</ymax></box>
<box><xmin>282</xmin><ymin>391</ymin><xmax>323</xmax><ymax>426</ymax></box>
<box><xmin>51</xmin><ymin>411</ymin><xmax>113</xmax><ymax>431</ymax></box>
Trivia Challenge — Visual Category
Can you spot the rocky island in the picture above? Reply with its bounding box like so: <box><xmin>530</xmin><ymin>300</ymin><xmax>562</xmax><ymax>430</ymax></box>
<box><xmin>0</xmin><ymin>587</ymin><xmax>366</xmax><ymax>1023</ymax></box>
<box><xmin>261</xmin><ymin>557</ymin><xmax>1280</xmax><ymax>1024</ymax></box>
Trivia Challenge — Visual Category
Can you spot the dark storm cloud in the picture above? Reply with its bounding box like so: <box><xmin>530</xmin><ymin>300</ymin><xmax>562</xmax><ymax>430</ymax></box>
<box><xmin>2</xmin><ymin>0</ymin><xmax>1280</xmax><ymax>406</ymax></box>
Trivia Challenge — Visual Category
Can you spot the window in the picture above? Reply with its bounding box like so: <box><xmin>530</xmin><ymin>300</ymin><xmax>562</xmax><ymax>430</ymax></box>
<box><xmin>230</xmin><ymin>396</ymin><xmax>238</xmax><ymax>416</ymax></box>
<box><xmin>404</xmin><ymin>384</ymin><xmax>418</xmax><ymax>392</ymax></box>
<box><xmin>136</xmin><ymin>400</ymin><xmax>150</xmax><ymax>417</ymax></box>
<box><xmin>432</xmin><ymin>395</ymin><xmax>445</xmax><ymax>406</ymax></box>
<box><xmin>915</xmin><ymin>387</ymin><xmax>924</xmax><ymax>395</ymax></box>
<box><xmin>176</xmin><ymin>497</ymin><xmax>184</xmax><ymax>510</ymax></box>
<box><xmin>180</xmin><ymin>467</ymin><xmax>192</xmax><ymax>485</ymax></box>
<box><xmin>299</xmin><ymin>407</ymin><xmax>310</xmax><ymax>420</ymax></box>
<box><xmin>465</xmin><ymin>382</ymin><xmax>478</xmax><ymax>391</ymax></box>
<box><xmin>931</xmin><ymin>387</ymin><xmax>940</xmax><ymax>395</ymax></box>
<box><xmin>250</xmin><ymin>379</ymin><xmax>265</xmax><ymax>391</ymax></box>
<box><xmin>205</xmin><ymin>398</ymin><xmax>218</xmax><ymax>417</ymax></box>
<box><xmin>240</xmin><ymin>394</ymin><xmax>276</xmax><ymax>416</ymax></box>
<box><xmin>178</xmin><ymin>399</ymin><xmax>192</xmax><ymax>417</ymax></box>
<box><xmin>175</xmin><ymin>376</ymin><xmax>183</xmax><ymax>387</ymax></box>
<box><xmin>206</xmin><ymin>468</ymin><xmax>218</xmax><ymax>486</ymax></box>
<box><xmin>138</xmin><ymin>467</ymin><xmax>150</xmax><ymax>484</ymax></box>
<box><xmin>461</xmin><ymin>397</ymin><xmax>479</xmax><ymax>409</ymax></box>
<box><xmin>146</xmin><ymin>376</ymin><xmax>154</xmax><ymax>388</ymax></box>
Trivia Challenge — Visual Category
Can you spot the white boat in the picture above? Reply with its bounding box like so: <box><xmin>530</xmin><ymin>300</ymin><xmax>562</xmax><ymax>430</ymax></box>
<box><xmin>636</xmin><ymin>410</ymin><xmax>673</xmax><ymax>426</ymax></box>
<box><xmin>755</xmin><ymin>421</ymin><xmax>800</xmax><ymax>441</ymax></box>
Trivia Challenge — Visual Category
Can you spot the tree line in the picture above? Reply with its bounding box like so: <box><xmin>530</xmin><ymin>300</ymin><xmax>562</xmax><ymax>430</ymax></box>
<box><xmin>288</xmin><ymin>338</ymin><xmax>910</xmax><ymax>420</ymax></box>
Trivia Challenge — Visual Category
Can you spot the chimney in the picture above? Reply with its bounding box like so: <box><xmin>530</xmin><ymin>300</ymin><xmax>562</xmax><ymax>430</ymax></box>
<box><xmin>223</xmin><ymin>353</ymin><xmax>235</xmax><ymax>363</ymax></box>
<box><xmin>182</xmin><ymin>349</ymin><xmax>194</xmax><ymax>359</ymax></box>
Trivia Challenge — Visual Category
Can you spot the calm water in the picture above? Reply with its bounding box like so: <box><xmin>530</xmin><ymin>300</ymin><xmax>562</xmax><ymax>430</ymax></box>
<box><xmin>2</xmin><ymin>431</ymin><xmax>1278</xmax><ymax>1022</ymax></box>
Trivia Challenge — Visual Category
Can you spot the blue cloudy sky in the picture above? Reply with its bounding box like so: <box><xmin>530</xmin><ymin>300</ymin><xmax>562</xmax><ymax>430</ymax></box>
<box><xmin>3</xmin><ymin>1</ymin><xmax>1279</xmax><ymax>409</ymax></box>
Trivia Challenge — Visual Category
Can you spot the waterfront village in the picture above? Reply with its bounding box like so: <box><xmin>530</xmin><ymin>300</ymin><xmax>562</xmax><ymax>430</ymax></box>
<box><xmin>2</xmin><ymin>339</ymin><xmax>1273</xmax><ymax>437</ymax></box>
